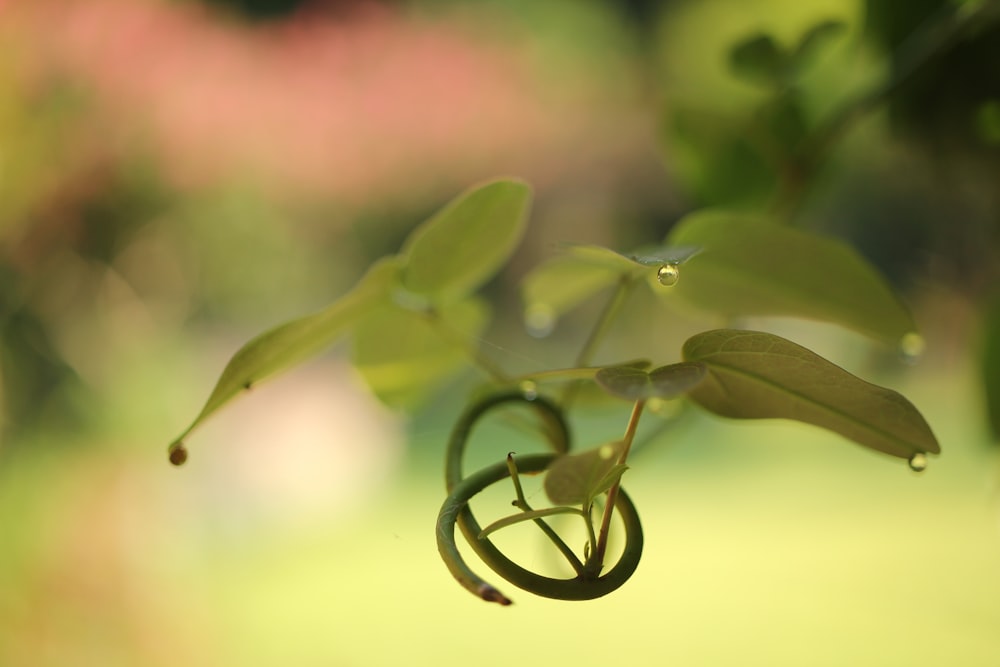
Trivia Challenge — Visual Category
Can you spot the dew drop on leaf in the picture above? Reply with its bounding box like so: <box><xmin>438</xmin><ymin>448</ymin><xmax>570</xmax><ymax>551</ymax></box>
<box><xmin>657</xmin><ymin>263</ymin><xmax>680</xmax><ymax>286</ymax></box>
<box><xmin>519</xmin><ymin>379</ymin><xmax>538</xmax><ymax>400</ymax></box>
<box><xmin>908</xmin><ymin>452</ymin><xmax>928</xmax><ymax>472</ymax></box>
<box><xmin>899</xmin><ymin>332</ymin><xmax>925</xmax><ymax>364</ymax></box>
<box><xmin>524</xmin><ymin>303</ymin><xmax>556</xmax><ymax>337</ymax></box>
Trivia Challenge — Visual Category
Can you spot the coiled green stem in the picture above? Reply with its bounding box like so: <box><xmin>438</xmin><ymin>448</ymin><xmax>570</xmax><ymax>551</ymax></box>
<box><xmin>436</xmin><ymin>392</ymin><xmax>644</xmax><ymax>604</ymax></box>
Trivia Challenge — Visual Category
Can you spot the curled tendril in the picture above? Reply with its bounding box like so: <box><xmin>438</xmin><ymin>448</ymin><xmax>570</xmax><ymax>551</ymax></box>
<box><xmin>436</xmin><ymin>392</ymin><xmax>644</xmax><ymax>605</ymax></box>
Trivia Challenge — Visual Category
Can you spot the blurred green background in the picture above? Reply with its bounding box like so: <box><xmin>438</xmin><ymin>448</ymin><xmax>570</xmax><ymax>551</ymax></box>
<box><xmin>1</xmin><ymin>0</ymin><xmax>999</xmax><ymax>665</ymax></box>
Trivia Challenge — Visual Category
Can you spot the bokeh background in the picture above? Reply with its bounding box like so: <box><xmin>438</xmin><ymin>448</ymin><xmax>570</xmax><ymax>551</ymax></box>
<box><xmin>1</xmin><ymin>0</ymin><xmax>999</xmax><ymax>665</ymax></box>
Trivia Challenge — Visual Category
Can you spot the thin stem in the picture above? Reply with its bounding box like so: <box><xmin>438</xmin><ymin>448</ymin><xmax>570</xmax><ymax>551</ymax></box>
<box><xmin>478</xmin><ymin>506</ymin><xmax>584</xmax><ymax>538</ymax></box>
<box><xmin>584</xmin><ymin>505</ymin><xmax>599</xmax><ymax>558</ymax></box>
<box><xmin>575</xmin><ymin>276</ymin><xmax>634</xmax><ymax>369</ymax></box>
<box><xmin>594</xmin><ymin>399</ymin><xmax>646</xmax><ymax>566</ymax></box>
<box><xmin>423</xmin><ymin>308</ymin><xmax>510</xmax><ymax>383</ymax></box>
<box><xmin>627</xmin><ymin>399</ymin><xmax>692</xmax><ymax>458</ymax></box>
<box><xmin>506</xmin><ymin>452</ymin><xmax>530</xmax><ymax>504</ymax></box>
<box><xmin>561</xmin><ymin>276</ymin><xmax>636</xmax><ymax>409</ymax></box>
<box><xmin>505</xmin><ymin>454</ymin><xmax>585</xmax><ymax>575</ymax></box>
<box><xmin>513</xmin><ymin>366</ymin><xmax>601</xmax><ymax>384</ymax></box>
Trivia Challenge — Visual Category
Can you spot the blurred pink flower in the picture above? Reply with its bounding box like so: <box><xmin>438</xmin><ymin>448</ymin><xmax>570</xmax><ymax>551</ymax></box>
<box><xmin>7</xmin><ymin>0</ymin><xmax>640</xmax><ymax>203</ymax></box>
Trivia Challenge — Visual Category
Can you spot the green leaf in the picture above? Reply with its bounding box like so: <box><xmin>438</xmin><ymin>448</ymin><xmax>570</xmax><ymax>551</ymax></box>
<box><xmin>400</xmin><ymin>179</ymin><xmax>531</xmax><ymax>301</ymax></box>
<box><xmin>351</xmin><ymin>298</ymin><xmax>488</xmax><ymax>409</ymax></box>
<box><xmin>682</xmin><ymin>329</ymin><xmax>940</xmax><ymax>459</ymax></box>
<box><xmin>760</xmin><ymin>92</ymin><xmax>809</xmax><ymax>156</ymax></box>
<box><xmin>168</xmin><ymin>257</ymin><xmax>400</xmax><ymax>451</ymax></box>
<box><xmin>595</xmin><ymin>362</ymin><xmax>707</xmax><ymax>401</ymax></box>
<box><xmin>566</xmin><ymin>245</ymin><xmax>649</xmax><ymax>274</ymax></box>
<box><xmin>521</xmin><ymin>254</ymin><xmax>622</xmax><ymax>324</ymax></box>
<box><xmin>544</xmin><ymin>441</ymin><xmax>627</xmax><ymax>506</ymax></box>
<box><xmin>589</xmin><ymin>463</ymin><xmax>629</xmax><ymax>506</ymax></box>
<box><xmin>625</xmin><ymin>244</ymin><xmax>702</xmax><ymax>267</ymax></box>
<box><xmin>567</xmin><ymin>244</ymin><xmax>700</xmax><ymax>273</ymax></box>
<box><xmin>478</xmin><ymin>506</ymin><xmax>584</xmax><ymax>539</ymax></box>
<box><xmin>791</xmin><ymin>20</ymin><xmax>847</xmax><ymax>74</ymax></box>
<box><xmin>667</xmin><ymin>211</ymin><xmax>917</xmax><ymax>345</ymax></box>
<box><xmin>728</xmin><ymin>21</ymin><xmax>845</xmax><ymax>87</ymax></box>
<box><xmin>667</xmin><ymin>106</ymin><xmax>778</xmax><ymax>206</ymax></box>
<box><xmin>976</xmin><ymin>100</ymin><xmax>1000</xmax><ymax>146</ymax></box>
<box><xmin>729</xmin><ymin>33</ymin><xmax>786</xmax><ymax>87</ymax></box>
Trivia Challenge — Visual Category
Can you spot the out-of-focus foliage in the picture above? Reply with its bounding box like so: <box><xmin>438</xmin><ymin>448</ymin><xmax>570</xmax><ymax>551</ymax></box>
<box><xmin>865</xmin><ymin>0</ymin><xmax>1000</xmax><ymax>152</ymax></box>
<box><xmin>728</xmin><ymin>20</ymin><xmax>846</xmax><ymax>89</ymax></box>
<box><xmin>981</xmin><ymin>294</ymin><xmax>1000</xmax><ymax>440</ymax></box>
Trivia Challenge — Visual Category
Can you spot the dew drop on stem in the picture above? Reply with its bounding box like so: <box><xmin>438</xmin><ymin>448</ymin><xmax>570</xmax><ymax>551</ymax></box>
<box><xmin>519</xmin><ymin>380</ymin><xmax>538</xmax><ymax>400</ymax></box>
<box><xmin>525</xmin><ymin>303</ymin><xmax>556</xmax><ymax>338</ymax></box>
<box><xmin>656</xmin><ymin>264</ymin><xmax>680</xmax><ymax>286</ymax></box>
<box><xmin>647</xmin><ymin>397</ymin><xmax>680</xmax><ymax>418</ymax></box>
<box><xmin>899</xmin><ymin>332</ymin><xmax>925</xmax><ymax>364</ymax></box>
<box><xmin>908</xmin><ymin>452</ymin><xmax>928</xmax><ymax>472</ymax></box>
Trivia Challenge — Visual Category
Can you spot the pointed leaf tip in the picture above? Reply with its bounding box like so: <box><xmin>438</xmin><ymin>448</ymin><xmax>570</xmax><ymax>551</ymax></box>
<box><xmin>167</xmin><ymin>256</ymin><xmax>399</xmax><ymax>449</ymax></box>
<box><xmin>729</xmin><ymin>33</ymin><xmax>786</xmax><ymax>87</ymax></box>
<box><xmin>682</xmin><ymin>329</ymin><xmax>940</xmax><ymax>459</ymax></box>
<box><xmin>401</xmin><ymin>179</ymin><xmax>532</xmax><ymax>301</ymax></box>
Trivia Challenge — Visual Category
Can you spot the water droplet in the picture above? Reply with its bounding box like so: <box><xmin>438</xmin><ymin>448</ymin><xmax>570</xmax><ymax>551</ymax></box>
<box><xmin>647</xmin><ymin>397</ymin><xmax>681</xmax><ymax>418</ymax></box>
<box><xmin>169</xmin><ymin>444</ymin><xmax>188</xmax><ymax>466</ymax></box>
<box><xmin>899</xmin><ymin>332</ymin><xmax>925</xmax><ymax>364</ymax></box>
<box><xmin>524</xmin><ymin>303</ymin><xmax>556</xmax><ymax>338</ymax></box>
<box><xmin>519</xmin><ymin>380</ymin><xmax>538</xmax><ymax>400</ymax></box>
<box><xmin>657</xmin><ymin>263</ymin><xmax>680</xmax><ymax>286</ymax></box>
<box><xmin>908</xmin><ymin>452</ymin><xmax>928</xmax><ymax>472</ymax></box>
